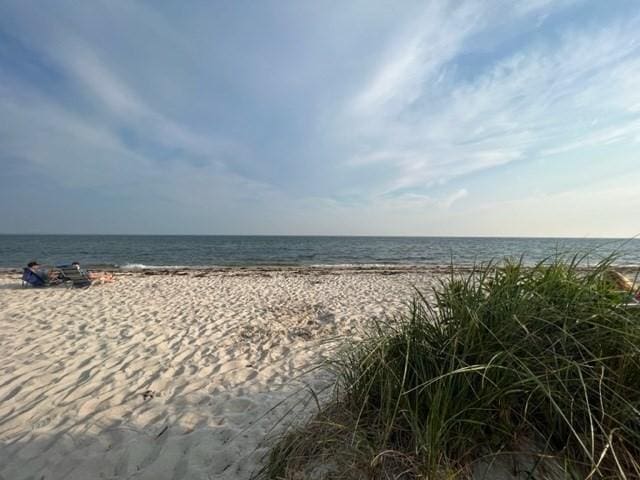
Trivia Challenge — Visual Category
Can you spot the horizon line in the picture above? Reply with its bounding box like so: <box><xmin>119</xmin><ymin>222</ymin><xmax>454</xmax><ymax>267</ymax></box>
<box><xmin>0</xmin><ymin>233</ymin><xmax>638</xmax><ymax>240</ymax></box>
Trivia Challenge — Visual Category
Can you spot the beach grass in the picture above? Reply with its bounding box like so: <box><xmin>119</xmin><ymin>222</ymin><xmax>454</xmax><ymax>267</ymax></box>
<box><xmin>258</xmin><ymin>256</ymin><xmax>640</xmax><ymax>479</ymax></box>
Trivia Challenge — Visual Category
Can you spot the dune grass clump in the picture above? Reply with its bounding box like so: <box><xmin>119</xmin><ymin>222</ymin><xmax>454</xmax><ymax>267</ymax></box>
<box><xmin>259</xmin><ymin>257</ymin><xmax>640</xmax><ymax>479</ymax></box>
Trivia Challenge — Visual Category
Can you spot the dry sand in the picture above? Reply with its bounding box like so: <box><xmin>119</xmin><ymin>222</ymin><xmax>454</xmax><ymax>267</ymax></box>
<box><xmin>0</xmin><ymin>269</ymin><xmax>437</xmax><ymax>480</ymax></box>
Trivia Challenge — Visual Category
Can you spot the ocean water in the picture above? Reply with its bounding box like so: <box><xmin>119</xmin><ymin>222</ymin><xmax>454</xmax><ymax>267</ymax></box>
<box><xmin>1</xmin><ymin>235</ymin><xmax>639</xmax><ymax>270</ymax></box>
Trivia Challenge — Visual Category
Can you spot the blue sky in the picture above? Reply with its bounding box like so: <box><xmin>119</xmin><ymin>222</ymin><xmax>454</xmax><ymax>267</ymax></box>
<box><xmin>1</xmin><ymin>0</ymin><xmax>639</xmax><ymax>236</ymax></box>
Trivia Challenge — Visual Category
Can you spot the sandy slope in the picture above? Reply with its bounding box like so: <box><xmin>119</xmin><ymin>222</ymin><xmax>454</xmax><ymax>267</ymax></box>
<box><xmin>0</xmin><ymin>270</ymin><xmax>436</xmax><ymax>480</ymax></box>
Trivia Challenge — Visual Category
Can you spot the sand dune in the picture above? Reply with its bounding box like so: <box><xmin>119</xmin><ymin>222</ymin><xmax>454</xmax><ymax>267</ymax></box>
<box><xmin>0</xmin><ymin>270</ymin><xmax>436</xmax><ymax>479</ymax></box>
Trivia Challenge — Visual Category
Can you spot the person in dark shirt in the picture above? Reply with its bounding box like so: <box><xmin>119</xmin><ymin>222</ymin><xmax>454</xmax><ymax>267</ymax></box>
<box><xmin>24</xmin><ymin>261</ymin><xmax>62</xmax><ymax>286</ymax></box>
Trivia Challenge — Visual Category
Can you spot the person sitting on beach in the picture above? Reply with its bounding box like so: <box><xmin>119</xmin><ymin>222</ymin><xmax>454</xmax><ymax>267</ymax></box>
<box><xmin>606</xmin><ymin>270</ymin><xmax>640</xmax><ymax>303</ymax></box>
<box><xmin>25</xmin><ymin>261</ymin><xmax>61</xmax><ymax>286</ymax></box>
<box><xmin>71</xmin><ymin>262</ymin><xmax>115</xmax><ymax>283</ymax></box>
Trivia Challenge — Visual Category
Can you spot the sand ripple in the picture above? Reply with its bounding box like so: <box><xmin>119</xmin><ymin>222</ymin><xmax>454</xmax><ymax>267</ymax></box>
<box><xmin>0</xmin><ymin>271</ymin><xmax>434</xmax><ymax>479</ymax></box>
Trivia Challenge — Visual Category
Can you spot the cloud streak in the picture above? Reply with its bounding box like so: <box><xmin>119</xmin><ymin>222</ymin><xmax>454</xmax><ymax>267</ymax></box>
<box><xmin>340</xmin><ymin>7</ymin><xmax>640</xmax><ymax>200</ymax></box>
<box><xmin>0</xmin><ymin>0</ymin><xmax>639</xmax><ymax>235</ymax></box>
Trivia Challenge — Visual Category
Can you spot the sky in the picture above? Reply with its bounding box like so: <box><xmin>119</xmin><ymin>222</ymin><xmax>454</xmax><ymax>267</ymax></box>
<box><xmin>1</xmin><ymin>0</ymin><xmax>639</xmax><ymax>237</ymax></box>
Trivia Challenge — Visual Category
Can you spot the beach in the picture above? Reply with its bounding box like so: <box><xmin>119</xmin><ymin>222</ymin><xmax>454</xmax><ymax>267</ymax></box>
<box><xmin>0</xmin><ymin>267</ymin><xmax>437</xmax><ymax>480</ymax></box>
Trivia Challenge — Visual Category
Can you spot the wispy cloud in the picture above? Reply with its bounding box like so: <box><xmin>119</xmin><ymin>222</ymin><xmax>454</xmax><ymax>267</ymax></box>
<box><xmin>0</xmin><ymin>0</ymin><xmax>639</xmax><ymax>235</ymax></box>
<box><xmin>341</xmin><ymin>6</ymin><xmax>640</xmax><ymax>199</ymax></box>
<box><xmin>349</xmin><ymin>3</ymin><xmax>481</xmax><ymax>118</ymax></box>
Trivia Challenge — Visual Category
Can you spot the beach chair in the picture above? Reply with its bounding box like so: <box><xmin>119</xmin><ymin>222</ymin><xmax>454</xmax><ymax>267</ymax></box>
<box><xmin>58</xmin><ymin>266</ymin><xmax>92</xmax><ymax>288</ymax></box>
<box><xmin>22</xmin><ymin>268</ymin><xmax>47</xmax><ymax>287</ymax></box>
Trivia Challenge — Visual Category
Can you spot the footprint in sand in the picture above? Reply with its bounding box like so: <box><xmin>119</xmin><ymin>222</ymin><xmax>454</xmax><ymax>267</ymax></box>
<box><xmin>32</xmin><ymin>416</ymin><xmax>52</xmax><ymax>429</ymax></box>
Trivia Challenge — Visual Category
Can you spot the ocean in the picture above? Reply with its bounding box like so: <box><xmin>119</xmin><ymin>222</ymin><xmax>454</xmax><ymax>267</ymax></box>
<box><xmin>1</xmin><ymin>235</ymin><xmax>639</xmax><ymax>270</ymax></box>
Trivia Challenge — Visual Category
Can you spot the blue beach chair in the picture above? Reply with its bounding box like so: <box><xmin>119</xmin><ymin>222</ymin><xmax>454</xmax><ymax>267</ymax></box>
<box><xmin>21</xmin><ymin>268</ymin><xmax>47</xmax><ymax>287</ymax></box>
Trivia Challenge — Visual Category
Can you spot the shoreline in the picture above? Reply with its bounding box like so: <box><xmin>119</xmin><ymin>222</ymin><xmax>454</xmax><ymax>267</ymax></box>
<box><xmin>2</xmin><ymin>262</ymin><xmax>638</xmax><ymax>278</ymax></box>
<box><xmin>0</xmin><ymin>264</ymin><xmax>472</xmax><ymax>277</ymax></box>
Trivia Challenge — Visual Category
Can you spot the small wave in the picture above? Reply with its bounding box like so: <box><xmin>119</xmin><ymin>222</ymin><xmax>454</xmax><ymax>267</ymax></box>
<box><xmin>120</xmin><ymin>263</ymin><xmax>188</xmax><ymax>270</ymax></box>
<box><xmin>309</xmin><ymin>263</ymin><xmax>409</xmax><ymax>268</ymax></box>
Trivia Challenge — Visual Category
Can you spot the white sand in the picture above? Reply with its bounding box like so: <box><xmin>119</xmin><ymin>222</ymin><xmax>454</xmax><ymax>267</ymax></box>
<box><xmin>0</xmin><ymin>269</ymin><xmax>437</xmax><ymax>480</ymax></box>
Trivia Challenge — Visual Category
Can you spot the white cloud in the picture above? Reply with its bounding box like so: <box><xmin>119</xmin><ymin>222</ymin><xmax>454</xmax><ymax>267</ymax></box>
<box><xmin>341</xmin><ymin>6</ymin><xmax>640</xmax><ymax>200</ymax></box>
<box><xmin>349</xmin><ymin>3</ymin><xmax>481</xmax><ymax>118</ymax></box>
<box><xmin>440</xmin><ymin>188</ymin><xmax>468</xmax><ymax>208</ymax></box>
<box><xmin>0</xmin><ymin>1</ymin><xmax>250</xmax><ymax>177</ymax></box>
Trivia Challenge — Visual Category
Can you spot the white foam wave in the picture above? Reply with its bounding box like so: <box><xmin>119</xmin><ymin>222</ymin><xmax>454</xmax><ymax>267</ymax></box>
<box><xmin>120</xmin><ymin>263</ymin><xmax>187</xmax><ymax>270</ymax></box>
<box><xmin>309</xmin><ymin>263</ymin><xmax>411</xmax><ymax>268</ymax></box>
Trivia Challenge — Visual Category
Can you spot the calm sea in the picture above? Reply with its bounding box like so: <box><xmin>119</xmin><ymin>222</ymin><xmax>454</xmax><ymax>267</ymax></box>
<box><xmin>1</xmin><ymin>235</ymin><xmax>639</xmax><ymax>270</ymax></box>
